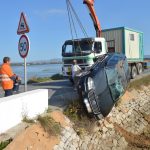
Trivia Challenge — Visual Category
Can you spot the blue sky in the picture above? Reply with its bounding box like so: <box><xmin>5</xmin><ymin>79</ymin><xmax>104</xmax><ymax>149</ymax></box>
<box><xmin>0</xmin><ymin>0</ymin><xmax>149</xmax><ymax>62</ymax></box>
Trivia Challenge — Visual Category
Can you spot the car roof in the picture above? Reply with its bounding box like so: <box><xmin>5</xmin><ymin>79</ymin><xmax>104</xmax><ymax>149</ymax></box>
<box><xmin>91</xmin><ymin>53</ymin><xmax>126</xmax><ymax>70</ymax></box>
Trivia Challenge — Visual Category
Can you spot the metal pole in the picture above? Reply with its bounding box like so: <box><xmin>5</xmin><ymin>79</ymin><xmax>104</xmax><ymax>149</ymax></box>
<box><xmin>24</xmin><ymin>58</ymin><xmax>27</xmax><ymax>92</ymax></box>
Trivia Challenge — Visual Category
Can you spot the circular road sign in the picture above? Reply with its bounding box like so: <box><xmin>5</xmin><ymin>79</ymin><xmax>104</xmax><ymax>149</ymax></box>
<box><xmin>18</xmin><ymin>34</ymin><xmax>30</xmax><ymax>58</ymax></box>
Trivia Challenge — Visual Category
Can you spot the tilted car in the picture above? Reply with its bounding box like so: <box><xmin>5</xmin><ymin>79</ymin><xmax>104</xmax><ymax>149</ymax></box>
<box><xmin>77</xmin><ymin>53</ymin><xmax>130</xmax><ymax>119</ymax></box>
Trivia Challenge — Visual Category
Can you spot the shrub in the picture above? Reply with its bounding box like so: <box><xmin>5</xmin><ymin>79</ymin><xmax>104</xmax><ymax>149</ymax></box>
<box><xmin>64</xmin><ymin>99</ymin><xmax>95</xmax><ymax>135</ymax></box>
<box><xmin>22</xmin><ymin>116</ymin><xmax>35</xmax><ymax>124</ymax></box>
<box><xmin>0</xmin><ymin>138</ymin><xmax>13</xmax><ymax>150</ymax></box>
<box><xmin>128</xmin><ymin>75</ymin><xmax>150</xmax><ymax>90</ymax></box>
<box><xmin>51</xmin><ymin>74</ymin><xmax>64</xmax><ymax>80</ymax></box>
<box><xmin>37</xmin><ymin>115</ymin><xmax>61</xmax><ymax>136</ymax></box>
<box><xmin>27</xmin><ymin>74</ymin><xmax>64</xmax><ymax>84</ymax></box>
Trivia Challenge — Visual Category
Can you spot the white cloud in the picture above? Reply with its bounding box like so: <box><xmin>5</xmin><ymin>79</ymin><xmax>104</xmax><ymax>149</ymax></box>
<box><xmin>34</xmin><ymin>9</ymin><xmax>66</xmax><ymax>19</ymax></box>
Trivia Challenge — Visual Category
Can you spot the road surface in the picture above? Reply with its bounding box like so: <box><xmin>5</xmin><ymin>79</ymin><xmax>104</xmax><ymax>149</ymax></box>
<box><xmin>0</xmin><ymin>68</ymin><xmax>149</xmax><ymax>110</ymax></box>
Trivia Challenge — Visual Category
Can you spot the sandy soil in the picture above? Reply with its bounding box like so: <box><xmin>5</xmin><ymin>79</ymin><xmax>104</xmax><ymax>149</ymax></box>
<box><xmin>5</xmin><ymin>111</ymin><xmax>69</xmax><ymax>150</ymax></box>
<box><xmin>5</xmin><ymin>124</ymin><xmax>59</xmax><ymax>150</ymax></box>
<box><xmin>50</xmin><ymin>111</ymin><xmax>70</xmax><ymax>128</ymax></box>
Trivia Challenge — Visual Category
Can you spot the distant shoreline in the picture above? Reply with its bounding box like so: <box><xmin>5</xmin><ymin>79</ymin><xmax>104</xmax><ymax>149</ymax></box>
<box><xmin>11</xmin><ymin>62</ymin><xmax>62</xmax><ymax>67</ymax></box>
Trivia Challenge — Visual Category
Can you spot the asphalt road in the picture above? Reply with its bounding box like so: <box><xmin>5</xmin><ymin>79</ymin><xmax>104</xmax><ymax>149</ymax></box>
<box><xmin>0</xmin><ymin>80</ymin><xmax>78</xmax><ymax>110</ymax></box>
<box><xmin>0</xmin><ymin>68</ymin><xmax>149</xmax><ymax>110</ymax></box>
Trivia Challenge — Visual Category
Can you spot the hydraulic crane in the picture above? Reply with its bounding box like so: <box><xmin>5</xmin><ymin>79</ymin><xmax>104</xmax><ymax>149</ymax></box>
<box><xmin>62</xmin><ymin>0</ymin><xmax>107</xmax><ymax>77</ymax></box>
<box><xmin>83</xmin><ymin>0</ymin><xmax>101</xmax><ymax>37</ymax></box>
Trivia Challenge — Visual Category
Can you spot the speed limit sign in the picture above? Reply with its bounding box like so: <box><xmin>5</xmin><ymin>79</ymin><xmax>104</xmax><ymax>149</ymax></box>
<box><xmin>18</xmin><ymin>34</ymin><xmax>30</xmax><ymax>58</ymax></box>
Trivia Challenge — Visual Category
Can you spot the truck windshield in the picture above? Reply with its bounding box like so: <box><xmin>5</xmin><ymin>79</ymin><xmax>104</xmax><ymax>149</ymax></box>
<box><xmin>63</xmin><ymin>41</ymin><xmax>93</xmax><ymax>54</ymax></box>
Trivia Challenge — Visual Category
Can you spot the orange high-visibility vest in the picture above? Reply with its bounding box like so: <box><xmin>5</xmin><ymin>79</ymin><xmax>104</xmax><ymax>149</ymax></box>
<box><xmin>0</xmin><ymin>63</ymin><xmax>14</xmax><ymax>90</ymax></box>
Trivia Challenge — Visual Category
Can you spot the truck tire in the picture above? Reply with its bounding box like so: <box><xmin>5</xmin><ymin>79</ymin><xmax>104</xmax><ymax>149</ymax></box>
<box><xmin>136</xmin><ymin>63</ymin><xmax>143</xmax><ymax>75</ymax></box>
<box><xmin>131</xmin><ymin>65</ymin><xmax>137</xmax><ymax>79</ymax></box>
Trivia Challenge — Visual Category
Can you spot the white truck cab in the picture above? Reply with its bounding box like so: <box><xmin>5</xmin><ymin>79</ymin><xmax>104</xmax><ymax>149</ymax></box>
<box><xmin>62</xmin><ymin>37</ymin><xmax>107</xmax><ymax>76</ymax></box>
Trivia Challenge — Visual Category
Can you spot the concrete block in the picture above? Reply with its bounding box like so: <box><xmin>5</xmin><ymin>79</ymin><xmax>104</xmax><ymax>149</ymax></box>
<box><xmin>0</xmin><ymin>89</ymin><xmax>48</xmax><ymax>133</ymax></box>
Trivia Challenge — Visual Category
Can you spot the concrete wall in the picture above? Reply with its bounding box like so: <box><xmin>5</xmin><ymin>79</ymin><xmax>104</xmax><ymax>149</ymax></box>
<box><xmin>0</xmin><ymin>89</ymin><xmax>48</xmax><ymax>133</ymax></box>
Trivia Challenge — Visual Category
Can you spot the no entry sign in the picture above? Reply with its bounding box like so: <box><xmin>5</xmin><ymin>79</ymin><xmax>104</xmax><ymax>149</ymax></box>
<box><xmin>18</xmin><ymin>34</ymin><xmax>30</xmax><ymax>58</ymax></box>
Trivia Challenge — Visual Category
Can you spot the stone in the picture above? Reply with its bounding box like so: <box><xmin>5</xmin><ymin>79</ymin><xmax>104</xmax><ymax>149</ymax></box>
<box><xmin>118</xmin><ymin>137</ymin><xmax>127</xmax><ymax>146</ymax></box>
<box><xmin>105</xmin><ymin>123</ymin><xmax>114</xmax><ymax>129</ymax></box>
<box><xmin>112</xmin><ymin>146</ymin><xmax>117</xmax><ymax>150</ymax></box>
<box><xmin>61</xmin><ymin>136</ymin><xmax>67</xmax><ymax>143</ymax></box>
<box><xmin>102</xmin><ymin>126</ymin><xmax>108</xmax><ymax>133</ymax></box>
<box><xmin>64</xmin><ymin>132</ymin><xmax>71</xmax><ymax>139</ymax></box>
<box><xmin>113</xmin><ymin>139</ymin><xmax>118</xmax><ymax>147</ymax></box>
<box><xmin>78</xmin><ymin>140</ymin><xmax>82</xmax><ymax>147</ymax></box>
<box><xmin>92</xmin><ymin>126</ymin><xmax>100</xmax><ymax>133</ymax></box>
<box><xmin>88</xmin><ymin>144</ymin><xmax>93</xmax><ymax>150</ymax></box>
<box><xmin>59</xmin><ymin>141</ymin><xmax>64</xmax><ymax>149</ymax></box>
<box><xmin>53</xmin><ymin>145</ymin><xmax>59</xmax><ymax>150</ymax></box>
<box><xmin>71</xmin><ymin>133</ymin><xmax>77</xmax><ymax>139</ymax></box>
<box><xmin>69</xmin><ymin>145</ymin><xmax>76</xmax><ymax>150</ymax></box>
<box><xmin>65</xmin><ymin>126</ymin><xmax>71</xmax><ymax>131</ymax></box>
<box><xmin>81</xmin><ymin>143</ymin><xmax>88</xmax><ymax>150</ymax></box>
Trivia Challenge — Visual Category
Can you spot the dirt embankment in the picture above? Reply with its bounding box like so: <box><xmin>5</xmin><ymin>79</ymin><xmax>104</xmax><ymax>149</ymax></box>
<box><xmin>5</xmin><ymin>111</ymin><xmax>70</xmax><ymax>150</ymax></box>
<box><xmin>2</xmin><ymin>84</ymin><xmax>150</xmax><ymax>150</ymax></box>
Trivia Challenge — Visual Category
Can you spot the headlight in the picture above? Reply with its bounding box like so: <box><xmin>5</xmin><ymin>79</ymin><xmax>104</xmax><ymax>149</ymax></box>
<box><xmin>84</xmin><ymin>98</ymin><xmax>92</xmax><ymax>113</ymax></box>
<box><xmin>87</xmin><ymin>77</ymin><xmax>95</xmax><ymax>90</ymax></box>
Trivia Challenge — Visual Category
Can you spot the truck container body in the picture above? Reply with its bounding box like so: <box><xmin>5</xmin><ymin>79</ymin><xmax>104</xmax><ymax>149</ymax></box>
<box><xmin>62</xmin><ymin>27</ymin><xmax>146</xmax><ymax>79</ymax></box>
<box><xmin>102</xmin><ymin>27</ymin><xmax>144</xmax><ymax>62</ymax></box>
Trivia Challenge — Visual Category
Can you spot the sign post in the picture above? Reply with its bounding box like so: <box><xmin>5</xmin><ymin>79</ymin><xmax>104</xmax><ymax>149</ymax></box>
<box><xmin>17</xmin><ymin>12</ymin><xmax>30</xmax><ymax>92</ymax></box>
<box><xmin>24</xmin><ymin>58</ymin><xmax>27</xmax><ymax>92</ymax></box>
<box><xmin>18</xmin><ymin>34</ymin><xmax>30</xmax><ymax>92</ymax></box>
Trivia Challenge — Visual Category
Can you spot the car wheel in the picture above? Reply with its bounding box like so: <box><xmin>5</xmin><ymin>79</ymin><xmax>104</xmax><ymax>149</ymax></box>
<box><xmin>131</xmin><ymin>65</ymin><xmax>137</xmax><ymax>79</ymax></box>
<box><xmin>136</xmin><ymin>63</ymin><xmax>143</xmax><ymax>75</ymax></box>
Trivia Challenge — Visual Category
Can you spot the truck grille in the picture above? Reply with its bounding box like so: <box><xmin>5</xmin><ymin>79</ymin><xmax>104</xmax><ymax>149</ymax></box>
<box><xmin>88</xmin><ymin>90</ymin><xmax>100</xmax><ymax>114</ymax></box>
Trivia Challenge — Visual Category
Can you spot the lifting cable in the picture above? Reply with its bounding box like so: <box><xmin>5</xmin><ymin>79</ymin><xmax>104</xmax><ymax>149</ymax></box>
<box><xmin>66</xmin><ymin>0</ymin><xmax>78</xmax><ymax>56</ymax></box>
<box><xmin>67</xmin><ymin>0</ymin><xmax>88</xmax><ymax>38</ymax></box>
<box><xmin>66</xmin><ymin>0</ymin><xmax>74</xmax><ymax>41</ymax></box>
<box><xmin>66</xmin><ymin>0</ymin><xmax>91</xmax><ymax>58</ymax></box>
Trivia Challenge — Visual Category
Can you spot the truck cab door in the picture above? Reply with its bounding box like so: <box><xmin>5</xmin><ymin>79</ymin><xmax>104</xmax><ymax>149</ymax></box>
<box><xmin>94</xmin><ymin>42</ymin><xmax>102</xmax><ymax>53</ymax></box>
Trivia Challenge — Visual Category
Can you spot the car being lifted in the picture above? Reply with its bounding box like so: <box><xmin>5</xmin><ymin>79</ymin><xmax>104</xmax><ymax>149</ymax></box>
<box><xmin>77</xmin><ymin>53</ymin><xmax>130</xmax><ymax>119</ymax></box>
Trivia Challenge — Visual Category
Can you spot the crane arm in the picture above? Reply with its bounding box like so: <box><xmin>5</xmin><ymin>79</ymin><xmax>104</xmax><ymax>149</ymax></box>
<box><xmin>83</xmin><ymin>0</ymin><xmax>101</xmax><ymax>37</ymax></box>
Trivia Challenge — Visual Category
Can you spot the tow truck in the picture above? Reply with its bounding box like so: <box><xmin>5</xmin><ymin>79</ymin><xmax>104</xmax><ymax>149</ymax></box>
<box><xmin>62</xmin><ymin>0</ymin><xmax>146</xmax><ymax>79</ymax></box>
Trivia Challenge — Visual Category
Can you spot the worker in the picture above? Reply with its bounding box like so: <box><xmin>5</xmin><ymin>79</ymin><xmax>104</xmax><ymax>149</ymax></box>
<box><xmin>71</xmin><ymin>60</ymin><xmax>82</xmax><ymax>86</ymax></box>
<box><xmin>0</xmin><ymin>57</ymin><xmax>20</xmax><ymax>97</ymax></box>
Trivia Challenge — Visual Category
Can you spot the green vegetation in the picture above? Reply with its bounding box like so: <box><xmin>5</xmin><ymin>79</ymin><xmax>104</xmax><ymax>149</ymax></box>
<box><xmin>0</xmin><ymin>139</ymin><xmax>13</xmax><ymax>150</ymax></box>
<box><xmin>27</xmin><ymin>77</ymin><xmax>51</xmax><ymax>84</ymax></box>
<box><xmin>46</xmin><ymin>107</ymin><xmax>53</xmax><ymax>113</ymax></box>
<box><xmin>128</xmin><ymin>75</ymin><xmax>150</xmax><ymax>90</ymax></box>
<box><xmin>64</xmin><ymin>99</ymin><xmax>95</xmax><ymax>136</ymax></box>
<box><xmin>27</xmin><ymin>73</ymin><xmax>64</xmax><ymax>84</ymax></box>
<box><xmin>22</xmin><ymin>116</ymin><xmax>35</xmax><ymax>124</ymax></box>
<box><xmin>50</xmin><ymin>74</ymin><xmax>64</xmax><ymax>80</ymax></box>
<box><xmin>37</xmin><ymin>115</ymin><xmax>61</xmax><ymax>136</ymax></box>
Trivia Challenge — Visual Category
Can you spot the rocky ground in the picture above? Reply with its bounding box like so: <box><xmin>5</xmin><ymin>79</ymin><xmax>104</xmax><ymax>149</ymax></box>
<box><xmin>0</xmin><ymin>85</ymin><xmax>150</xmax><ymax>150</ymax></box>
<box><xmin>54</xmin><ymin>85</ymin><xmax>150</xmax><ymax>150</ymax></box>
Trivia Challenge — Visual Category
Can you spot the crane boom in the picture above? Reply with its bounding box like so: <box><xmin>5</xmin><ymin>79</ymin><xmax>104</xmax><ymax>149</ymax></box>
<box><xmin>83</xmin><ymin>0</ymin><xmax>101</xmax><ymax>37</ymax></box>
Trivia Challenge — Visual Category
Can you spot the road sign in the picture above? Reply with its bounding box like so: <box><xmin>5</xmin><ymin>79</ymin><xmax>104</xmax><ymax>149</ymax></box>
<box><xmin>17</xmin><ymin>12</ymin><xmax>30</xmax><ymax>35</ymax></box>
<box><xmin>18</xmin><ymin>34</ymin><xmax>30</xmax><ymax>58</ymax></box>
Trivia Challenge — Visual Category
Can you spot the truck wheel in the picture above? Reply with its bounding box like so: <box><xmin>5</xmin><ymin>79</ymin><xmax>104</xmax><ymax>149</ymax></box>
<box><xmin>131</xmin><ymin>65</ymin><xmax>137</xmax><ymax>79</ymax></box>
<box><xmin>136</xmin><ymin>63</ymin><xmax>143</xmax><ymax>75</ymax></box>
